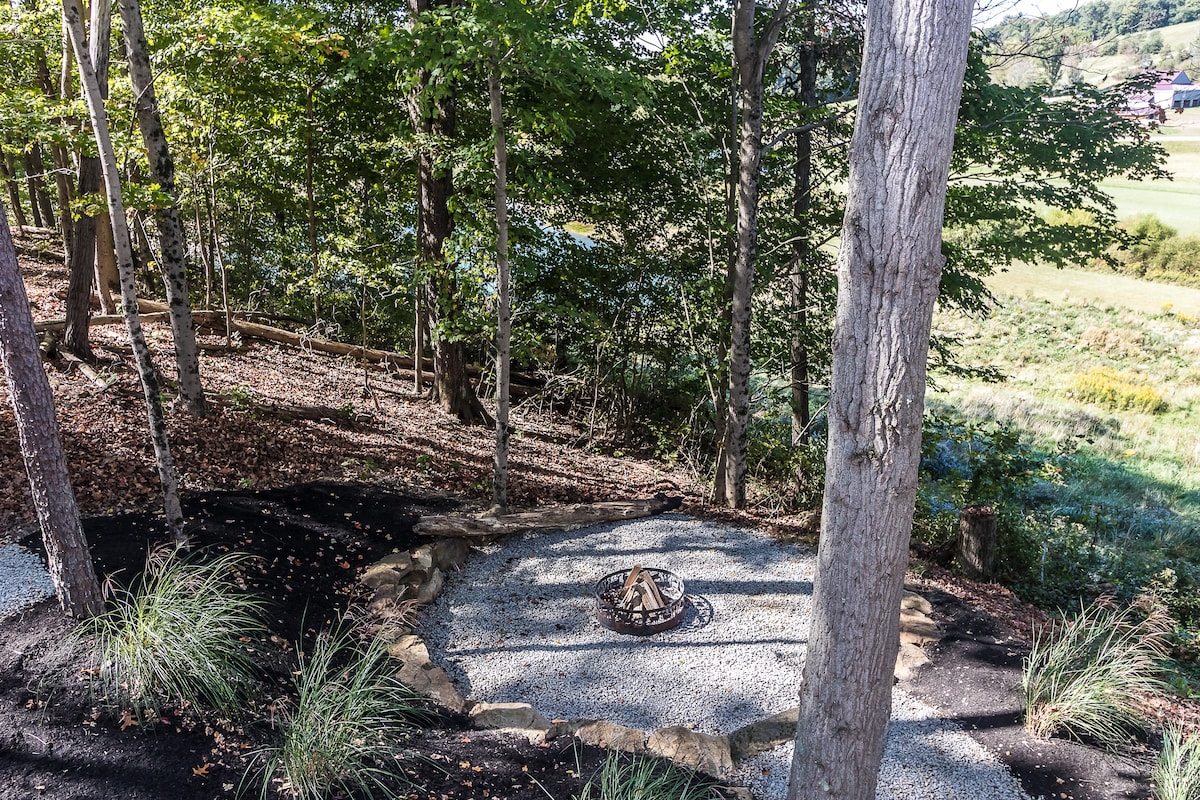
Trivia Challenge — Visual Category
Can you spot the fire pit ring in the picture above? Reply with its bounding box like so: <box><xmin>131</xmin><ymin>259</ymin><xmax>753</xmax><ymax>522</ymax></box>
<box><xmin>594</xmin><ymin>566</ymin><xmax>687</xmax><ymax>635</ymax></box>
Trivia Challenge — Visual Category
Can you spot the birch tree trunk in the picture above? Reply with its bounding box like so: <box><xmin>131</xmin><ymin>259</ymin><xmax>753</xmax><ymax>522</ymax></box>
<box><xmin>723</xmin><ymin>0</ymin><xmax>790</xmax><ymax>509</ymax></box>
<box><xmin>787</xmin><ymin>0</ymin><xmax>974</xmax><ymax>795</ymax></box>
<box><xmin>489</xmin><ymin>57</ymin><xmax>511</xmax><ymax>513</ymax></box>
<box><xmin>118</xmin><ymin>0</ymin><xmax>206</xmax><ymax>416</ymax></box>
<box><xmin>62</xmin><ymin>0</ymin><xmax>186</xmax><ymax>542</ymax></box>
<box><xmin>0</xmin><ymin>205</ymin><xmax>104</xmax><ymax>618</ymax></box>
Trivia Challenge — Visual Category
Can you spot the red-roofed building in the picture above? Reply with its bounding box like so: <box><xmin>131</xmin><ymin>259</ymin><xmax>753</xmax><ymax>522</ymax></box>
<box><xmin>1152</xmin><ymin>70</ymin><xmax>1200</xmax><ymax>109</ymax></box>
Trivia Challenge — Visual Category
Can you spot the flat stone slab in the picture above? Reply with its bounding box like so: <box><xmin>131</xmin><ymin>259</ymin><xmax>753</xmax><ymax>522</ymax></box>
<box><xmin>901</xmin><ymin>590</ymin><xmax>933</xmax><ymax>616</ymax></box>
<box><xmin>555</xmin><ymin>719</ymin><xmax>647</xmax><ymax>754</ymax></box>
<box><xmin>729</xmin><ymin>707</ymin><xmax>798</xmax><ymax>762</ymax></box>
<box><xmin>396</xmin><ymin>660</ymin><xmax>469</xmax><ymax>715</ymax></box>
<box><xmin>361</xmin><ymin>552</ymin><xmax>414</xmax><ymax>589</ymax></box>
<box><xmin>899</xmin><ymin>606</ymin><xmax>940</xmax><ymax>646</ymax></box>
<box><xmin>470</xmin><ymin>702</ymin><xmax>553</xmax><ymax>743</ymax></box>
<box><xmin>895</xmin><ymin>641</ymin><xmax>932</xmax><ymax>682</ymax></box>
<box><xmin>646</xmin><ymin>726</ymin><xmax>733</xmax><ymax>777</ymax></box>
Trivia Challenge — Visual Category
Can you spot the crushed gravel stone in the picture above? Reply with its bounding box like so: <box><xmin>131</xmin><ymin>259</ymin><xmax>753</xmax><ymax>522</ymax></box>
<box><xmin>0</xmin><ymin>542</ymin><xmax>54</xmax><ymax>620</ymax></box>
<box><xmin>420</xmin><ymin>515</ymin><xmax>1032</xmax><ymax>800</ymax></box>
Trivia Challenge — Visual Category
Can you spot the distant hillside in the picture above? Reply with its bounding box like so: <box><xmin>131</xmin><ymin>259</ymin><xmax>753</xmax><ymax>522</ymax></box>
<box><xmin>991</xmin><ymin>0</ymin><xmax>1200</xmax><ymax>42</ymax></box>
<box><xmin>989</xmin><ymin>2</ymin><xmax>1200</xmax><ymax>86</ymax></box>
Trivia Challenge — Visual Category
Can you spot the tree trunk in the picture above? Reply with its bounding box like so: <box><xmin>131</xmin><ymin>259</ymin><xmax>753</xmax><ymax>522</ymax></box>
<box><xmin>0</xmin><ymin>153</ymin><xmax>28</xmax><ymax>230</ymax></box>
<box><xmin>414</xmin><ymin>284</ymin><xmax>425</xmax><ymax>392</ymax></box>
<box><xmin>63</xmin><ymin>0</ymin><xmax>112</xmax><ymax>359</ymax></box>
<box><xmin>0</xmin><ymin>205</ymin><xmax>104</xmax><ymax>618</ymax></box>
<box><xmin>710</xmin><ymin>65</ymin><xmax>740</xmax><ymax>508</ymax></box>
<box><xmin>62</xmin><ymin>0</ymin><xmax>185</xmax><ymax>543</ymax></box>
<box><xmin>26</xmin><ymin>145</ymin><xmax>56</xmax><ymax>228</ymax></box>
<box><xmin>62</xmin><ymin>156</ymin><xmax>99</xmax><ymax>358</ymax></box>
<box><xmin>305</xmin><ymin>84</ymin><xmax>320</xmax><ymax>324</ymax></box>
<box><xmin>191</xmin><ymin>176</ymin><xmax>212</xmax><ymax>307</ymax></box>
<box><xmin>957</xmin><ymin>506</ymin><xmax>998</xmax><ymax>579</ymax></box>
<box><xmin>787</xmin><ymin>0</ymin><xmax>973</xmax><ymax>795</ymax></box>
<box><xmin>30</xmin><ymin>40</ymin><xmax>75</xmax><ymax>259</ymax></box>
<box><xmin>22</xmin><ymin>151</ymin><xmax>45</xmax><ymax>229</ymax></box>
<box><xmin>118</xmin><ymin>0</ymin><xmax>206</xmax><ymax>416</ymax></box>
<box><xmin>790</xmin><ymin>32</ymin><xmax>817</xmax><ymax>448</ymax></box>
<box><xmin>407</xmin><ymin>0</ymin><xmax>490</xmax><ymax>426</ymax></box>
<box><xmin>48</xmin><ymin>142</ymin><xmax>75</xmax><ymax>260</ymax></box>
<box><xmin>93</xmin><ymin>211</ymin><xmax>118</xmax><ymax>313</ymax></box>
<box><xmin>489</xmin><ymin>57</ymin><xmax>511</xmax><ymax>513</ymax></box>
<box><xmin>723</xmin><ymin>0</ymin><xmax>790</xmax><ymax>509</ymax></box>
<box><xmin>89</xmin><ymin>0</ymin><xmax>118</xmax><ymax>311</ymax></box>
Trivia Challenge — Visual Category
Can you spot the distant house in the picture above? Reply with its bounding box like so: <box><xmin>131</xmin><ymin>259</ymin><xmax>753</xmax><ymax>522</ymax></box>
<box><xmin>1152</xmin><ymin>70</ymin><xmax>1200</xmax><ymax>109</ymax></box>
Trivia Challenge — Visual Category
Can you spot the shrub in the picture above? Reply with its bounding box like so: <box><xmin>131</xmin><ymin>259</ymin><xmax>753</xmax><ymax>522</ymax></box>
<box><xmin>1069</xmin><ymin>367</ymin><xmax>1167</xmax><ymax>413</ymax></box>
<box><xmin>1023</xmin><ymin>600</ymin><xmax>1169</xmax><ymax>747</ymax></box>
<box><xmin>76</xmin><ymin>547</ymin><xmax>263</xmax><ymax>717</ymax></box>
<box><xmin>1154</xmin><ymin>724</ymin><xmax>1200</xmax><ymax>800</ymax></box>
<box><xmin>1153</xmin><ymin>236</ymin><xmax>1200</xmax><ymax>277</ymax></box>
<box><xmin>251</xmin><ymin>618</ymin><xmax>427</xmax><ymax>800</ymax></box>
<box><xmin>575</xmin><ymin>749</ymin><xmax>719</xmax><ymax>800</ymax></box>
<box><xmin>1079</xmin><ymin>326</ymin><xmax>1145</xmax><ymax>358</ymax></box>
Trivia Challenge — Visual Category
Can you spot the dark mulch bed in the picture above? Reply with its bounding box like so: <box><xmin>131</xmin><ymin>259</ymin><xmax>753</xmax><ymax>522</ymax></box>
<box><xmin>0</xmin><ymin>482</ymin><xmax>626</xmax><ymax>800</ymax></box>
<box><xmin>903</xmin><ymin>587</ymin><xmax>1155</xmax><ymax>800</ymax></box>
<box><xmin>0</xmin><ymin>480</ymin><xmax>1163</xmax><ymax>800</ymax></box>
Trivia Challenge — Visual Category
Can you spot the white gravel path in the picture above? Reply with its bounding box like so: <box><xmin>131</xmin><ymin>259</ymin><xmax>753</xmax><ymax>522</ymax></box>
<box><xmin>0</xmin><ymin>542</ymin><xmax>54</xmax><ymax>620</ymax></box>
<box><xmin>420</xmin><ymin>515</ymin><xmax>1034</xmax><ymax>800</ymax></box>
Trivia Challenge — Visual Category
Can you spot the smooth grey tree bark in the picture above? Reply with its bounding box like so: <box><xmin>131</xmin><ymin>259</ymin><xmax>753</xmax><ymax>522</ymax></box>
<box><xmin>118</xmin><ymin>0</ymin><xmax>206</xmax><ymax>416</ymax></box>
<box><xmin>62</xmin><ymin>0</ymin><xmax>185</xmax><ymax>542</ymax></box>
<box><xmin>788</xmin><ymin>0</ymin><xmax>974</xmax><ymax>795</ymax></box>
<box><xmin>0</xmin><ymin>205</ymin><xmax>104</xmax><ymax>618</ymax></box>
<box><xmin>722</xmin><ymin>0</ymin><xmax>790</xmax><ymax>509</ymax></box>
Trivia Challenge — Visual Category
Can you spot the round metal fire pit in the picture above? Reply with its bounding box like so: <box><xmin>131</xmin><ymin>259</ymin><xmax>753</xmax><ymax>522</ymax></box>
<box><xmin>594</xmin><ymin>567</ymin><xmax>687</xmax><ymax>635</ymax></box>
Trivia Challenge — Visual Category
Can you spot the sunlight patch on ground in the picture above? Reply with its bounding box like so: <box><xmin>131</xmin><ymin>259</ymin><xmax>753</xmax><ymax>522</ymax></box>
<box><xmin>983</xmin><ymin>261</ymin><xmax>1200</xmax><ymax>316</ymax></box>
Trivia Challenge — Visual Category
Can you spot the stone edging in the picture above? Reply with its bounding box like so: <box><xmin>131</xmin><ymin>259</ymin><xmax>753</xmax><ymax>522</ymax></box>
<box><xmin>360</xmin><ymin>538</ymin><xmax>940</xmax><ymax>789</ymax></box>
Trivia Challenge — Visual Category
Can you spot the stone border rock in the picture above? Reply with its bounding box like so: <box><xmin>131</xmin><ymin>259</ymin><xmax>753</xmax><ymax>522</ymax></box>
<box><xmin>361</xmin><ymin>535</ymin><xmax>941</xmax><ymax>790</ymax></box>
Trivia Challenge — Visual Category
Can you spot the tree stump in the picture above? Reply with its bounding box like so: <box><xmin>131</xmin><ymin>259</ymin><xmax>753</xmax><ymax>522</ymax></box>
<box><xmin>956</xmin><ymin>505</ymin><xmax>998</xmax><ymax>580</ymax></box>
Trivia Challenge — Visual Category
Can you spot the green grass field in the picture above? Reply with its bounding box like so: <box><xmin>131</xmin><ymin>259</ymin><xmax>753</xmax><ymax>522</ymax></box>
<box><xmin>1098</xmin><ymin>115</ymin><xmax>1200</xmax><ymax>230</ymax></box>
<box><xmin>984</xmin><ymin>261</ymin><xmax>1200</xmax><ymax>314</ymax></box>
<box><xmin>932</xmin><ymin>275</ymin><xmax>1200</xmax><ymax>638</ymax></box>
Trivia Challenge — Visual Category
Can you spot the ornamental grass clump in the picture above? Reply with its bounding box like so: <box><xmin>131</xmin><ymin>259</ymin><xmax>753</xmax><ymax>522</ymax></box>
<box><xmin>252</xmin><ymin>618</ymin><xmax>427</xmax><ymax>800</ymax></box>
<box><xmin>77</xmin><ymin>546</ymin><xmax>263</xmax><ymax>717</ymax></box>
<box><xmin>1154</xmin><ymin>724</ymin><xmax>1200</xmax><ymax>800</ymax></box>
<box><xmin>1022</xmin><ymin>599</ymin><xmax>1169</xmax><ymax>748</ymax></box>
<box><xmin>575</xmin><ymin>749</ymin><xmax>719</xmax><ymax>800</ymax></box>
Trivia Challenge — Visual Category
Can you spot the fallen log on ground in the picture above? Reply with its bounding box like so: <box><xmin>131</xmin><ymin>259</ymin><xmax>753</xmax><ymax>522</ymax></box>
<box><xmin>15</xmin><ymin>242</ymin><xmax>66</xmax><ymax>262</ymax></box>
<box><xmin>35</xmin><ymin>311</ymin><xmax>173</xmax><ymax>332</ymax></box>
<box><xmin>414</xmin><ymin>494</ymin><xmax>684</xmax><ymax>539</ymax></box>
<box><xmin>34</xmin><ymin>299</ymin><xmax>543</xmax><ymax>394</ymax></box>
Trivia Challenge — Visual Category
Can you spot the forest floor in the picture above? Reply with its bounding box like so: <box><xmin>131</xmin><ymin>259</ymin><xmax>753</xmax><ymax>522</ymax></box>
<box><xmin>1</xmin><ymin>239</ymin><xmax>1198</xmax><ymax>800</ymax></box>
